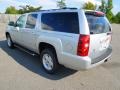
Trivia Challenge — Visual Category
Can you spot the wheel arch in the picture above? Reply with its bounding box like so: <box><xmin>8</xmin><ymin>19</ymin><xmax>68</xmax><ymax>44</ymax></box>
<box><xmin>6</xmin><ymin>32</ymin><xmax>10</xmax><ymax>36</ymax></box>
<box><xmin>39</xmin><ymin>42</ymin><xmax>57</xmax><ymax>55</ymax></box>
<box><xmin>39</xmin><ymin>42</ymin><xmax>61</xmax><ymax>63</ymax></box>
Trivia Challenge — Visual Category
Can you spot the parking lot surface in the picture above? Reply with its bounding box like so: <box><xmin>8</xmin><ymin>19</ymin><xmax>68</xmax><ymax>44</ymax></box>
<box><xmin>0</xmin><ymin>23</ymin><xmax>120</xmax><ymax>90</ymax></box>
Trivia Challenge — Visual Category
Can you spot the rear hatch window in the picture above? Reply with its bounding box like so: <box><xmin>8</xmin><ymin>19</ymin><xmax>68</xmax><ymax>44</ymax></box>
<box><xmin>86</xmin><ymin>14</ymin><xmax>111</xmax><ymax>34</ymax></box>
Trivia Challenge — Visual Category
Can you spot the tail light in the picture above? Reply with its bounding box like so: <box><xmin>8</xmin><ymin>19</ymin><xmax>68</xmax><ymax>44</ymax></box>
<box><xmin>77</xmin><ymin>34</ymin><xmax>90</xmax><ymax>56</ymax></box>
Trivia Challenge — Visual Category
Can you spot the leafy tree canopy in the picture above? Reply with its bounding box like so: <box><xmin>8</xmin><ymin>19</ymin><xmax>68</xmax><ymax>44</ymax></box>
<box><xmin>5</xmin><ymin>5</ymin><xmax>42</xmax><ymax>14</ymax></box>
<box><xmin>99</xmin><ymin>0</ymin><xmax>106</xmax><ymax>13</ymax></box>
<box><xmin>57</xmin><ymin>0</ymin><xmax>66</xmax><ymax>9</ymax></box>
<box><xmin>5</xmin><ymin>6</ymin><xmax>18</xmax><ymax>14</ymax></box>
<box><xmin>83</xmin><ymin>2</ymin><xmax>96</xmax><ymax>10</ymax></box>
<box><xmin>112</xmin><ymin>12</ymin><xmax>120</xmax><ymax>23</ymax></box>
<box><xmin>19</xmin><ymin>5</ymin><xmax>42</xmax><ymax>14</ymax></box>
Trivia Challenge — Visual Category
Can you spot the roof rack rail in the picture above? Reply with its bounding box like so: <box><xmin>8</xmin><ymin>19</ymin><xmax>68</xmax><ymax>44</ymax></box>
<box><xmin>47</xmin><ymin>8</ymin><xmax>77</xmax><ymax>11</ymax></box>
<box><xmin>49</xmin><ymin>9</ymin><xmax>61</xmax><ymax>11</ymax></box>
<box><xmin>36</xmin><ymin>10</ymin><xmax>47</xmax><ymax>12</ymax></box>
<box><xmin>61</xmin><ymin>7</ymin><xmax>77</xmax><ymax>9</ymax></box>
<box><xmin>35</xmin><ymin>7</ymin><xmax>78</xmax><ymax>12</ymax></box>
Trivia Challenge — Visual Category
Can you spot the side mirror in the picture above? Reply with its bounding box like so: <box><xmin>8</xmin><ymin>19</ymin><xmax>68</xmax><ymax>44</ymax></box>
<box><xmin>8</xmin><ymin>21</ymin><xmax>15</xmax><ymax>26</ymax></box>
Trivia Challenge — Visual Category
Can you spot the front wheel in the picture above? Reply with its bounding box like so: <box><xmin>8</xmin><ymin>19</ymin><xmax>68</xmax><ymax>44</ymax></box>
<box><xmin>40</xmin><ymin>48</ymin><xmax>59</xmax><ymax>74</ymax></box>
<box><xmin>6</xmin><ymin>34</ymin><xmax>14</xmax><ymax>48</ymax></box>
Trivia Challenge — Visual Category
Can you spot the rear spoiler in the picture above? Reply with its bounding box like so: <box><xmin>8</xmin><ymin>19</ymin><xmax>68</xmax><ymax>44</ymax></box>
<box><xmin>85</xmin><ymin>11</ymin><xmax>105</xmax><ymax>17</ymax></box>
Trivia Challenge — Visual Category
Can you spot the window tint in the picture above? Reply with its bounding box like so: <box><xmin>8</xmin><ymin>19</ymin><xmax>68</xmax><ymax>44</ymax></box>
<box><xmin>25</xmin><ymin>14</ymin><xmax>38</xmax><ymax>29</ymax></box>
<box><xmin>86</xmin><ymin>14</ymin><xmax>110</xmax><ymax>34</ymax></box>
<box><xmin>16</xmin><ymin>15</ymin><xmax>26</xmax><ymax>28</ymax></box>
<box><xmin>41</xmin><ymin>12</ymin><xmax>79</xmax><ymax>34</ymax></box>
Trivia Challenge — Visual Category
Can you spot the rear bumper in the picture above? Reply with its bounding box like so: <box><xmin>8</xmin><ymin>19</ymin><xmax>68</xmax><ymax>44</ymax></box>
<box><xmin>60</xmin><ymin>47</ymin><xmax>112</xmax><ymax>70</ymax></box>
<box><xmin>86</xmin><ymin>47</ymin><xmax>112</xmax><ymax>69</ymax></box>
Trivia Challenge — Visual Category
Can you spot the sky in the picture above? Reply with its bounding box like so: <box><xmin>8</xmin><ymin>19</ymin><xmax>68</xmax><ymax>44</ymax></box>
<box><xmin>0</xmin><ymin>0</ymin><xmax>120</xmax><ymax>15</ymax></box>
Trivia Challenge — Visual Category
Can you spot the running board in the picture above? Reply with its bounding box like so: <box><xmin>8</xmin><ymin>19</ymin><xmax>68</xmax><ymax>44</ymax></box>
<box><xmin>14</xmin><ymin>44</ymin><xmax>38</xmax><ymax>56</ymax></box>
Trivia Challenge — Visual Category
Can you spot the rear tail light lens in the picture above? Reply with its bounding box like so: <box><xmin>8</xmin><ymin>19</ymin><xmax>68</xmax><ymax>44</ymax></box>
<box><xmin>77</xmin><ymin>34</ymin><xmax>90</xmax><ymax>56</ymax></box>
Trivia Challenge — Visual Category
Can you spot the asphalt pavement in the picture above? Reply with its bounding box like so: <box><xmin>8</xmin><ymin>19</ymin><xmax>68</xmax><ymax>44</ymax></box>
<box><xmin>0</xmin><ymin>23</ymin><xmax>120</xmax><ymax>90</ymax></box>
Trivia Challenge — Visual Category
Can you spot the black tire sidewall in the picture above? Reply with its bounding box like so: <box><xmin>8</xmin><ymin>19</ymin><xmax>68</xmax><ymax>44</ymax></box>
<box><xmin>6</xmin><ymin>35</ymin><xmax>14</xmax><ymax>48</ymax></box>
<box><xmin>40</xmin><ymin>48</ymin><xmax>59</xmax><ymax>74</ymax></box>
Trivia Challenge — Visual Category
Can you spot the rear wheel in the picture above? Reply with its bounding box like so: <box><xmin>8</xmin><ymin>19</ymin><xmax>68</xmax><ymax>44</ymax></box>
<box><xmin>6</xmin><ymin>34</ymin><xmax>14</xmax><ymax>48</ymax></box>
<box><xmin>40</xmin><ymin>48</ymin><xmax>59</xmax><ymax>74</ymax></box>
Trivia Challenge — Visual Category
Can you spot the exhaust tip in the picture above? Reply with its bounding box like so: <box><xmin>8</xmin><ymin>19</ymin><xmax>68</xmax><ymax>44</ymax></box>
<box><xmin>104</xmin><ymin>59</ymin><xmax>108</xmax><ymax>63</ymax></box>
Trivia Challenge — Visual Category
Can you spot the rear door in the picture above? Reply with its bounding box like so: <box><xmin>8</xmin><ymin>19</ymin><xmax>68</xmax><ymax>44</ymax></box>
<box><xmin>86</xmin><ymin>14</ymin><xmax>112</xmax><ymax>59</ymax></box>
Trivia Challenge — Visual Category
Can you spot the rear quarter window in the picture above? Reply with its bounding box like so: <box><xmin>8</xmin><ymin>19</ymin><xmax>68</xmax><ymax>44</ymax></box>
<box><xmin>86</xmin><ymin>14</ymin><xmax>111</xmax><ymax>34</ymax></box>
<box><xmin>41</xmin><ymin>12</ymin><xmax>79</xmax><ymax>34</ymax></box>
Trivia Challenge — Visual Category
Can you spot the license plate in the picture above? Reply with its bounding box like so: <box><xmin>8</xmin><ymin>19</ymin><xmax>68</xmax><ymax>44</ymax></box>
<box><xmin>99</xmin><ymin>36</ymin><xmax>111</xmax><ymax>51</ymax></box>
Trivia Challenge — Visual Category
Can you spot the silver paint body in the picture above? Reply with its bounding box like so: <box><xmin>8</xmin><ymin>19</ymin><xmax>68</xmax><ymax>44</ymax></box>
<box><xmin>6</xmin><ymin>9</ymin><xmax>112</xmax><ymax>70</ymax></box>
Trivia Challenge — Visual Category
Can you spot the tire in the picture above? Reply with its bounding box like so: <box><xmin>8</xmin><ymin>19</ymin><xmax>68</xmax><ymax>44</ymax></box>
<box><xmin>40</xmin><ymin>48</ymin><xmax>59</xmax><ymax>74</ymax></box>
<box><xmin>6</xmin><ymin>34</ymin><xmax>14</xmax><ymax>48</ymax></box>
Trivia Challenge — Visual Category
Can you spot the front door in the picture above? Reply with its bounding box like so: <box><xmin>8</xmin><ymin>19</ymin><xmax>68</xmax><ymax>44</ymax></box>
<box><xmin>12</xmin><ymin>15</ymin><xmax>26</xmax><ymax>45</ymax></box>
<box><xmin>21</xmin><ymin>13</ymin><xmax>38</xmax><ymax>52</ymax></box>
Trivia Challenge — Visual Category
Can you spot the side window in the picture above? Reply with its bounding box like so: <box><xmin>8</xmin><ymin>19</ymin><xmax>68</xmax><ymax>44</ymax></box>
<box><xmin>25</xmin><ymin>14</ymin><xmax>38</xmax><ymax>29</ymax></box>
<box><xmin>41</xmin><ymin>12</ymin><xmax>79</xmax><ymax>34</ymax></box>
<box><xmin>16</xmin><ymin>15</ymin><xmax>26</xmax><ymax>28</ymax></box>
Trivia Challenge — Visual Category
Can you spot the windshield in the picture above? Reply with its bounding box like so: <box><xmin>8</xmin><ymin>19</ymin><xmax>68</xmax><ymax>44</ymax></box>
<box><xmin>86</xmin><ymin>14</ymin><xmax>111</xmax><ymax>34</ymax></box>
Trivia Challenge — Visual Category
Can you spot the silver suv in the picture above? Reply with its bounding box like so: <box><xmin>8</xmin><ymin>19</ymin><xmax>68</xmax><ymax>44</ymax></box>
<box><xmin>6</xmin><ymin>9</ymin><xmax>112</xmax><ymax>74</ymax></box>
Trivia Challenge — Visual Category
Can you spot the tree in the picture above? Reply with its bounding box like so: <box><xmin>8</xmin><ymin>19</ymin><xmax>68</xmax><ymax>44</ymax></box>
<box><xmin>5</xmin><ymin>6</ymin><xmax>18</xmax><ymax>14</ymax></box>
<box><xmin>99</xmin><ymin>0</ymin><xmax>113</xmax><ymax>13</ymax></box>
<box><xmin>57</xmin><ymin>0</ymin><xmax>66</xmax><ymax>9</ymax></box>
<box><xmin>83</xmin><ymin>2</ymin><xmax>96</xmax><ymax>10</ymax></box>
<box><xmin>113</xmin><ymin>12</ymin><xmax>120</xmax><ymax>23</ymax></box>
<box><xmin>106</xmin><ymin>10</ymin><xmax>114</xmax><ymax>22</ymax></box>
<box><xmin>116</xmin><ymin>12</ymin><xmax>120</xmax><ymax>22</ymax></box>
<box><xmin>5</xmin><ymin>5</ymin><xmax>42</xmax><ymax>14</ymax></box>
<box><xmin>99</xmin><ymin>0</ymin><xmax>106</xmax><ymax>13</ymax></box>
<box><xmin>107</xmin><ymin>0</ymin><xmax>113</xmax><ymax>11</ymax></box>
<box><xmin>18</xmin><ymin>5</ymin><xmax>42</xmax><ymax>14</ymax></box>
<box><xmin>106</xmin><ymin>0</ymin><xmax>113</xmax><ymax>22</ymax></box>
<box><xmin>99</xmin><ymin>0</ymin><xmax>114</xmax><ymax>23</ymax></box>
